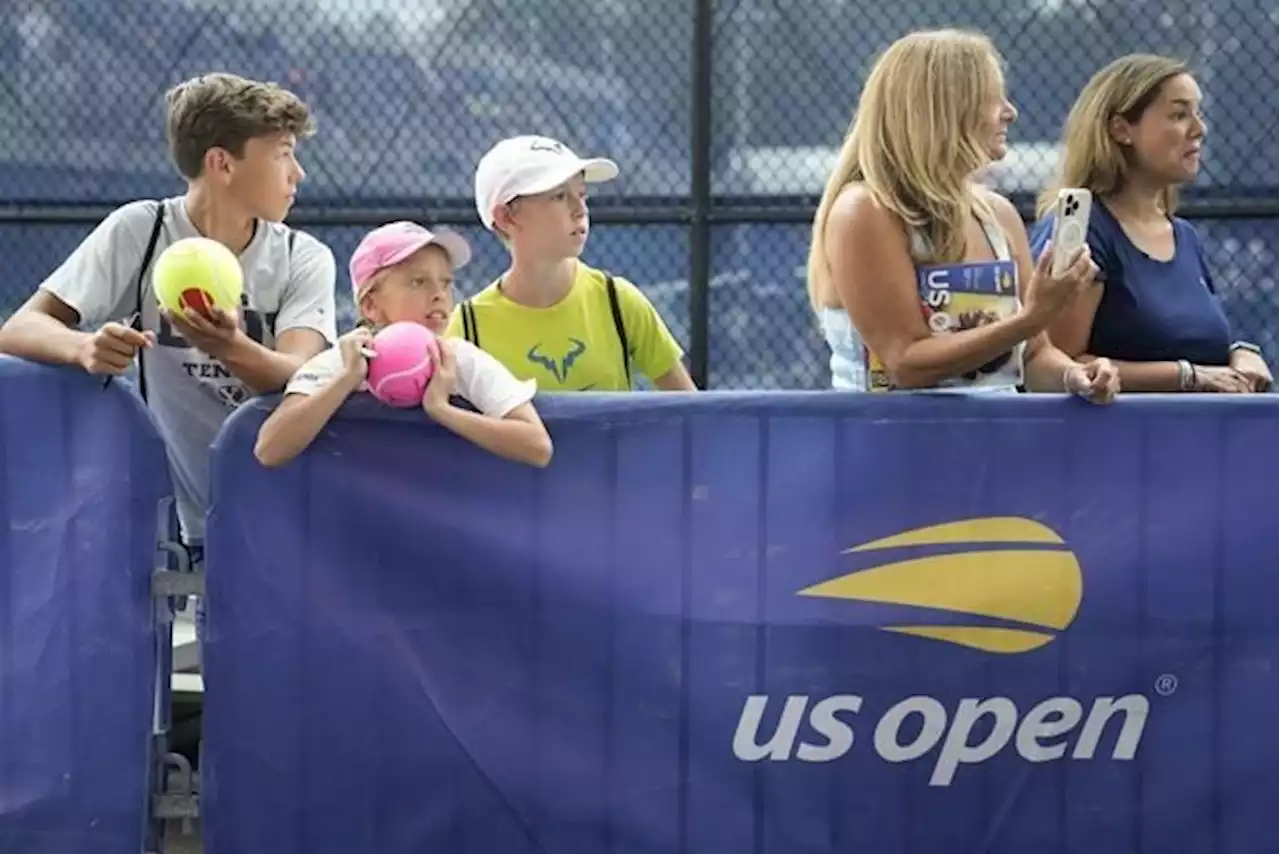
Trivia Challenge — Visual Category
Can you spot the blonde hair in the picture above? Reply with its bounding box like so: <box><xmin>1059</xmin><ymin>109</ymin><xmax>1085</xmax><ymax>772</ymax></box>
<box><xmin>165</xmin><ymin>72</ymin><xmax>314</xmax><ymax>179</ymax></box>
<box><xmin>353</xmin><ymin>268</ymin><xmax>390</xmax><ymax>328</ymax></box>
<box><xmin>807</xmin><ymin>29</ymin><xmax>1008</xmax><ymax>312</ymax></box>
<box><xmin>1037</xmin><ymin>55</ymin><xmax>1189</xmax><ymax>218</ymax></box>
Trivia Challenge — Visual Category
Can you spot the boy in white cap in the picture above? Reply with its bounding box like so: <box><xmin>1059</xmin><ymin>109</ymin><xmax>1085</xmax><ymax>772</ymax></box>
<box><xmin>255</xmin><ymin>221</ymin><xmax>553</xmax><ymax>468</ymax></box>
<box><xmin>449</xmin><ymin>135</ymin><xmax>696</xmax><ymax>392</ymax></box>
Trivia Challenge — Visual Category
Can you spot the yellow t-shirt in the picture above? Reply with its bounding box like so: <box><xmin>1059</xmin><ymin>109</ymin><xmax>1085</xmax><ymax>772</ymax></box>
<box><xmin>445</xmin><ymin>263</ymin><xmax>684</xmax><ymax>392</ymax></box>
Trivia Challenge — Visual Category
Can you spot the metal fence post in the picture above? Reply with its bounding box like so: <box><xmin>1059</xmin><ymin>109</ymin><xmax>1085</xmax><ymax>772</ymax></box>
<box><xmin>688</xmin><ymin>0</ymin><xmax>714</xmax><ymax>389</ymax></box>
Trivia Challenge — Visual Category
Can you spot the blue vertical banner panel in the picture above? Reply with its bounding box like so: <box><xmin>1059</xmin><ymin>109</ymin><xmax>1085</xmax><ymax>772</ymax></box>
<box><xmin>204</xmin><ymin>393</ymin><xmax>1278</xmax><ymax>854</ymax></box>
<box><xmin>0</xmin><ymin>358</ymin><xmax>170</xmax><ymax>854</ymax></box>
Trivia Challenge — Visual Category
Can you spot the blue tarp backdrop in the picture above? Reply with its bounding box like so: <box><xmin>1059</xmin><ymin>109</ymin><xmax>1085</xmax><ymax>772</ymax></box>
<box><xmin>0</xmin><ymin>359</ymin><xmax>169</xmax><ymax>854</ymax></box>
<box><xmin>203</xmin><ymin>392</ymin><xmax>1278</xmax><ymax>854</ymax></box>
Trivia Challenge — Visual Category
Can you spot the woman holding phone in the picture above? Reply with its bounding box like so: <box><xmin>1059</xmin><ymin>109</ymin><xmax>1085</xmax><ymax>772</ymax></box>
<box><xmin>807</xmin><ymin>28</ymin><xmax>1119</xmax><ymax>402</ymax></box>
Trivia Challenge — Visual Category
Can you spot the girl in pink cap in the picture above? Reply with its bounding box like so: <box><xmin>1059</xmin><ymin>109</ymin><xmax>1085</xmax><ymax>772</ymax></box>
<box><xmin>254</xmin><ymin>221</ymin><xmax>553</xmax><ymax>467</ymax></box>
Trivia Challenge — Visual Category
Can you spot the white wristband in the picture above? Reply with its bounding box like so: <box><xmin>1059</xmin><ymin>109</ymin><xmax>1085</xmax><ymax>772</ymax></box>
<box><xmin>1176</xmin><ymin>359</ymin><xmax>1194</xmax><ymax>391</ymax></box>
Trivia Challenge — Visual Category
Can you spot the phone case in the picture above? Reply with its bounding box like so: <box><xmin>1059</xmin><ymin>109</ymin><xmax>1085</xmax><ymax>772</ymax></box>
<box><xmin>1050</xmin><ymin>189</ymin><xmax>1093</xmax><ymax>277</ymax></box>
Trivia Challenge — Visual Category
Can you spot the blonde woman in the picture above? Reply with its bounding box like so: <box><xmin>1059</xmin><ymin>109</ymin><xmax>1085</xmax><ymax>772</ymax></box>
<box><xmin>807</xmin><ymin>29</ymin><xmax>1119</xmax><ymax>401</ymax></box>
<box><xmin>1031</xmin><ymin>54</ymin><xmax>1272</xmax><ymax>393</ymax></box>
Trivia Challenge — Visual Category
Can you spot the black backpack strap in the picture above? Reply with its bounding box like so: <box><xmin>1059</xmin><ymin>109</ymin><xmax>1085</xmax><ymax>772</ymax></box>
<box><xmin>268</xmin><ymin>227</ymin><xmax>297</xmax><ymax>337</ymax></box>
<box><xmin>460</xmin><ymin>299</ymin><xmax>480</xmax><ymax>347</ymax></box>
<box><xmin>131</xmin><ymin>202</ymin><xmax>166</xmax><ymax>400</ymax></box>
<box><xmin>604</xmin><ymin>274</ymin><xmax>631</xmax><ymax>389</ymax></box>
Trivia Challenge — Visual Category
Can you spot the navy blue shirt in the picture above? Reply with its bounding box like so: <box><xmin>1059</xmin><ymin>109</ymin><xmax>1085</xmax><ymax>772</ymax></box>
<box><xmin>1030</xmin><ymin>203</ymin><xmax>1232</xmax><ymax>366</ymax></box>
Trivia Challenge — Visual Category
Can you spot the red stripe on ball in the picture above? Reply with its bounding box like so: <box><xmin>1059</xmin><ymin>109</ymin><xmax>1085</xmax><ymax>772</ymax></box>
<box><xmin>180</xmin><ymin>288</ymin><xmax>213</xmax><ymax>316</ymax></box>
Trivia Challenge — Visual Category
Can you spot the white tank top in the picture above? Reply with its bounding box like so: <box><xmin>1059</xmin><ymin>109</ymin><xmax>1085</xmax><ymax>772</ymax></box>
<box><xmin>820</xmin><ymin>216</ymin><xmax>1024</xmax><ymax>393</ymax></box>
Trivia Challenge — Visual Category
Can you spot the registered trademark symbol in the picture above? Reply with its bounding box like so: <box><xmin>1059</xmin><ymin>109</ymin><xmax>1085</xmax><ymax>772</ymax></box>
<box><xmin>1154</xmin><ymin>674</ymin><xmax>1178</xmax><ymax>696</ymax></box>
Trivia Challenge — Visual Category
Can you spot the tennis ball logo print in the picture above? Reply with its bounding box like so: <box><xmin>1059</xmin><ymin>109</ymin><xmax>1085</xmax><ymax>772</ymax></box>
<box><xmin>799</xmin><ymin>516</ymin><xmax>1082</xmax><ymax>653</ymax></box>
<box><xmin>153</xmin><ymin>237</ymin><xmax>244</xmax><ymax>317</ymax></box>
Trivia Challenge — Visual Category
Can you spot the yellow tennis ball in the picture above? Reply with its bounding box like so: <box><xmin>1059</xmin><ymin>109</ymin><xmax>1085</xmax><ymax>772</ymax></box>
<box><xmin>152</xmin><ymin>237</ymin><xmax>244</xmax><ymax>317</ymax></box>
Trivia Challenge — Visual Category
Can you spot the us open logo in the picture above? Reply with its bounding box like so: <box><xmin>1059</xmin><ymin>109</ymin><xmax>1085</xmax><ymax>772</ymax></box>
<box><xmin>731</xmin><ymin>518</ymin><xmax>1150</xmax><ymax>786</ymax></box>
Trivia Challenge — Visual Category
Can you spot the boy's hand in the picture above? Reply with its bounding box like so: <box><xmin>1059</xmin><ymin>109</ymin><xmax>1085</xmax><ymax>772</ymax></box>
<box><xmin>79</xmin><ymin>321</ymin><xmax>154</xmax><ymax>376</ymax></box>
<box><xmin>422</xmin><ymin>338</ymin><xmax>457</xmax><ymax>417</ymax></box>
<box><xmin>163</xmin><ymin>306</ymin><xmax>240</xmax><ymax>359</ymax></box>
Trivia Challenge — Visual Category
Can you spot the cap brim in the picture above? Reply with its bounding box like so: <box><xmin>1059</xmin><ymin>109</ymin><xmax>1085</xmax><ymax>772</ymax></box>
<box><xmin>580</xmin><ymin>157</ymin><xmax>620</xmax><ymax>184</ymax></box>
<box><xmin>384</xmin><ymin>230</ymin><xmax>473</xmax><ymax>271</ymax></box>
<box><xmin>427</xmin><ymin>230</ymin><xmax>473</xmax><ymax>269</ymax></box>
<box><xmin>517</xmin><ymin>156</ymin><xmax>621</xmax><ymax>198</ymax></box>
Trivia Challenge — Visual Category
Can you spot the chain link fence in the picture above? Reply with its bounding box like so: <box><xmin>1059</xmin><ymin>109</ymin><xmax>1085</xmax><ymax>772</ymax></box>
<box><xmin>2</xmin><ymin>0</ymin><xmax>1275</xmax><ymax>387</ymax></box>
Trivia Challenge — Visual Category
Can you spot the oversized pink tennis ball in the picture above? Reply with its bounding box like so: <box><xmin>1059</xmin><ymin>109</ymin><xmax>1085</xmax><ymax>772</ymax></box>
<box><xmin>366</xmin><ymin>322</ymin><xmax>438</xmax><ymax>408</ymax></box>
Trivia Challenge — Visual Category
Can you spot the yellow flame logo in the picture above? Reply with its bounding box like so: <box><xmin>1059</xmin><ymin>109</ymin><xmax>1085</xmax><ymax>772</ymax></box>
<box><xmin>798</xmin><ymin>517</ymin><xmax>1082</xmax><ymax>654</ymax></box>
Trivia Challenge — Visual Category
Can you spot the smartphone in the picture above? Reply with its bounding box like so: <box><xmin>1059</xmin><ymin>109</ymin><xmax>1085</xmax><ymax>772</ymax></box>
<box><xmin>1049</xmin><ymin>188</ymin><xmax>1093</xmax><ymax>277</ymax></box>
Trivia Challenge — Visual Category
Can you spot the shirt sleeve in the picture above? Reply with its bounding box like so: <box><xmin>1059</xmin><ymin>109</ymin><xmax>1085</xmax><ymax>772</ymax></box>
<box><xmin>1084</xmin><ymin>210</ymin><xmax>1121</xmax><ymax>287</ymax></box>
<box><xmin>613</xmin><ymin>276</ymin><xmax>685</xmax><ymax>381</ymax></box>
<box><xmin>275</xmin><ymin>230</ymin><xmax>338</xmax><ymax>344</ymax></box>
<box><xmin>452</xmin><ymin>339</ymin><xmax>537</xmax><ymax>417</ymax></box>
<box><xmin>1028</xmin><ymin>216</ymin><xmax>1053</xmax><ymax>263</ymax></box>
<box><xmin>41</xmin><ymin>200</ymin><xmax>161</xmax><ymax>329</ymax></box>
<box><xmin>1184</xmin><ymin>221</ymin><xmax>1218</xmax><ymax>295</ymax></box>
<box><xmin>283</xmin><ymin>347</ymin><xmax>345</xmax><ymax>397</ymax></box>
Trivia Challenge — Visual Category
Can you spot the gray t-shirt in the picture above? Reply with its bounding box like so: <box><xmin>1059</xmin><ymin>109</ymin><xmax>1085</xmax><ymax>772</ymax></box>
<box><xmin>42</xmin><ymin>196</ymin><xmax>337</xmax><ymax>542</ymax></box>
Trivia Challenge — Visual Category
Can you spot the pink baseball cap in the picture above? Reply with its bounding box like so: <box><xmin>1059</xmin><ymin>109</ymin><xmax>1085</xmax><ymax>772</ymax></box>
<box><xmin>348</xmin><ymin>221</ymin><xmax>472</xmax><ymax>298</ymax></box>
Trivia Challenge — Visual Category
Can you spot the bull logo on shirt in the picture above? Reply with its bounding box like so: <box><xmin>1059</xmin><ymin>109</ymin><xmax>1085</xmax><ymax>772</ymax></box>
<box><xmin>527</xmin><ymin>338</ymin><xmax>587</xmax><ymax>384</ymax></box>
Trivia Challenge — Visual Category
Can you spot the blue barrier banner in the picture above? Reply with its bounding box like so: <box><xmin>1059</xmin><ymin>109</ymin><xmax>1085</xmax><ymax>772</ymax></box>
<box><xmin>204</xmin><ymin>392</ymin><xmax>1278</xmax><ymax>854</ymax></box>
<box><xmin>0</xmin><ymin>358</ymin><xmax>171</xmax><ymax>854</ymax></box>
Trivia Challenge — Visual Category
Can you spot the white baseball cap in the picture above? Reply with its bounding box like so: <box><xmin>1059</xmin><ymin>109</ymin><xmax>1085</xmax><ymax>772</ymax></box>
<box><xmin>474</xmin><ymin>135</ymin><xmax>619</xmax><ymax>231</ymax></box>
